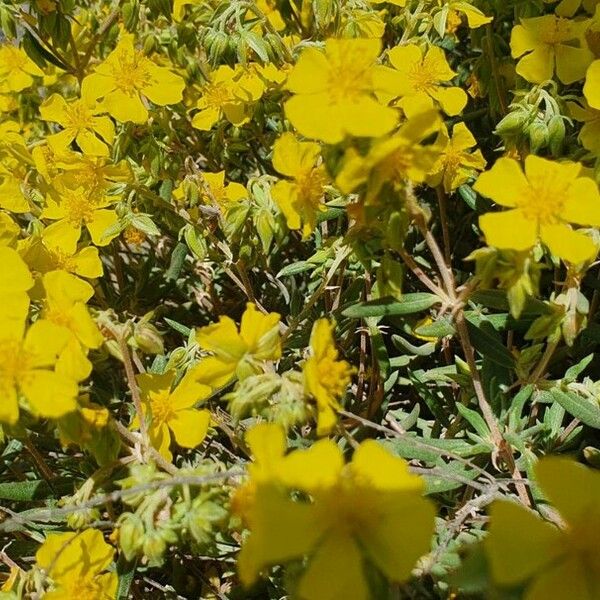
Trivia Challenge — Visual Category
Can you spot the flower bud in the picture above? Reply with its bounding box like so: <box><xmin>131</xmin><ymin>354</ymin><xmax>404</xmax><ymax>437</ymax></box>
<box><xmin>526</xmin><ymin>120</ymin><xmax>549</xmax><ymax>154</ymax></box>
<box><xmin>133</xmin><ymin>321</ymin><xmax>164</xmax><ymax>355</ymax></box>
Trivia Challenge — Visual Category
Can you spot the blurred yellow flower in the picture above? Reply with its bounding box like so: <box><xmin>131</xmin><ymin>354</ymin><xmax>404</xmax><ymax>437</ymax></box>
<box><xmin>284</xmin><ymin>38</ymin><xmax>398</xmax><ymax>143</ymax></box>
<box><xmin>474</xmin><ymin>156</ymin><xmax>600</xmax><ymax>263</ymax></box>
<box><xmin>196</xmin><ymin>302</ymin><xmax>281</xmax><ymax>383</ymax></box>
<box><xmin>374</xmin><ymin>43</ymin><xmax>468</xmax><ymax>116</ymax></box>
<box><xmin>0</xmin><ymin>45</ymin><xmax>44</xmax><ymax>93</ymax></box>
<box><xmin>486</xmin><ymin>457</ymin><xmax>600</xmax><ymax>599</ymax></box>
<box><xmin>35</xmin><ymin>529</ymin><xmax>117</xmax><ymax>600</ymax></box>
<box><xmin>136</xmin><ymin>370</ymin><xmax>212</xmax><ymax>461</ymax></box>
<box><xmin>40</xmin><ymin>94</ymin><xmax>115</xmax><ymax>156</ymax></box>
<box><xmin>236</xmin><ymin>423</ymin><xmax>436</xmax><ymax>599</ymax></box>
<box><xmin>82</xmin><ymin>34</ymin><xmax>185</xmax><ymax>123</ymax></box>
<box><xmin>426</xmin><ymin>122</ymin><xmax>486</xmax><ymax>192</ymax></box>
<box><xmin>303</xmin><ymin>319</ymin><xmax>353</xmax><ymax>435</ymax></box>
<box><xmin>568</xmin><ymin>98</ymin><xmax>600</xmax><ymax>154</ymax></box>
<box><xmin>510</xmin><ymin>15</ymin><xmax>592</xmax><ymax>84</ymax></box>
<box><xmin>336</xmin><ymin>109</ymin><xmax>441</xmax><ymax>202</ymax></box>
<box><xmin>191</xmin><ymin>65</ymin><xmax>264</xmax><ymax>131</ymax></box>
<box><xmin>0</xmin><ymin>246</ymin><xmax>33</xmax><ymax>326</ymax></box>
<box><xmin>271</xmin><ymin>133</ymin><xmax>329</xmax><ymax>237</ymax></box>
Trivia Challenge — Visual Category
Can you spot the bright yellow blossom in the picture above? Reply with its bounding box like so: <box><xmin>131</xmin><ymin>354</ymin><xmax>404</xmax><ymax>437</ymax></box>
<box><xmin>196</xmin><ymin>302</ymin><xmax>281</xmax><ymax>383</ymax></box>
<box><xmin>82</xmin><ymin>34</ymin><xmax>185</xmax><ymax>123</ymax></box>
<box><xmin>136</xmin><ymin>370</ymin><xmax>212</xmax><ymax>461</ymax></box>
<box><xmin>336</xmin><ymin>109</ymin><xmax>441</xmax><ymax>203</ymax></box>
<box><xmin>0</xmin><ymin>315</ymin><xmax>78</xmax><ymax>424</ymax></box>
<box><xmin>35</xmin><ymin>529</ymin><xmax>118</xmax><ymax>600</ymax></box>
<box><xmin>236</xmin><ymin>424</ymin><xmax>436</xmax><ymax>599</ymax></box>
<box><xmin>200</xmin><ymin>171</ymin><xmax>247</xmax><ymax>208</ymax></box>
<box><xmin>485</xmin><ymin>457</ymin><xmax>600</xmax><ymax>599</ymax></box>
<box><xmin>426</xmin><ymin>122</ymin><xmax>486</xmax><ymax>192</ymax></box>
<box><xmin>0</xmin><ymin>44</ymin><xmax>44</xmax><ymax>93</ymax></box>
<box><xmin>510</xmin><ymin>15</ymin><xmax>592</xmax><ymax>84</ymax></box>
<box><xmin>0</xmin><ymin>246</ymin><xmax>34</xmax><ymax>326</ymax></box>
<box><xmin>284</xmin><ymin>38</ymin><xmax>398</xmax><ymax>143</ymax></box>
<box><xmin>544</xmin><ymin>0</ymin><xmax>600</xmax><ymax>17</ymax></box>
<box><xmin>568</xmin><ymin>98</ymin><xmax>600</xmax><ymax>154</ymax></box>
<box><xmin>374</xmin><ymin>44</ymin><xmax>468</xmax><ymax>116</ymax></box>
<box><xmin>191</xmin><ymin>65</ymin><xmax>265</xmax><ymax>131</ymax></box>
<box><xmin>271</xmin><ymin>133</ymin><xmax>329</xmax><ymax>237</ymax></box>
<box><xmin>40</xmin><ymin>94</ymin><xmax>115</xmax><ymax>156</ymax></box>
<box><xmin>41</xmin><ymin>185</ymin><xmax>120</xmax><ymax>249</ymax></box>
<box><xmin>474</xmin><ymin>156</ymin><xmax>600</xmax><ymax>264</ymax></box>
<box><xmin>303</xmin><ymin>319</ymin><xmax>353</xmax><ymax>435</ymax></box>
<box><xmin>439</xmin><ymin>1</ymin><xmax>493</xmax><ymax>29</ymax></box>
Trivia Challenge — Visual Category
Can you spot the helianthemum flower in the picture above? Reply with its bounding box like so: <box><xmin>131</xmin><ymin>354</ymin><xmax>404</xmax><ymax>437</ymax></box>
<box><xmin>485</xmin><ymin>457</ymin><xmax>600</xmax><ymax>599</ymax></box>
<box><xmin>0</xmin><ymin>44</ymin><xmax>44</xmax><ymax>93</ymax></box>
<box><xmin>474</xmin><ymin>155</ymin><xmax>600</xmax><ymax>264</ymax></box>
<box><xmin>40</xmin><ymin>94</ymin><xmax>115</xmax><ymax>156</ymax></box>
<box><xmin>35</xmin><ymin>529</ymin><xmax>118</xmax><ymax>599</ymax></box>
<box><xmin>374</xmin><ymin>43</ymin><xmax>468</xmax><ymax>116</ymax></box>
<box><xmin>191</xmin><ymin>65</ymin><xmax>264</xmax><ymax>131</ymax></box>
<box><xmin>82</xmin><ymin>34</ymin><xmax>185</xmax><ymax>123</ymax></box>
<box><xmin>426</xmin><ymin>122</ymin><xmax>486</xmax><ymax>192</ymax></box>
<box><xmin>195</xmin><ymin>302</ymin><xmax>281</xmax><ymax>383</ymax></box>
<box><xmin>303</xmin><ymin>319</ymin><xmax>353</xmax><ymax>435</ymax></box>
<box><xmin>236</xmin><ymin>424</ymin><xmax>436</xmax><ymax>600</ymax></box>
<box><xmin>510</xmin><ymin>15</ymin><xmax>592</xmax><ymax>84</ymax></box>
<box><xmin>136</xmin><ymin>370</ymin><xmax>212</xmax><ymax>461</ymax></box>
<box><xmin>284</xmin><ymin>38</ymin><xmax>398</xmax><ymax>143</ymax></box>
<box><xmin>271</xmin><ymin>133</ymin><xmax>329</xmax><ymax>237</ymax></box>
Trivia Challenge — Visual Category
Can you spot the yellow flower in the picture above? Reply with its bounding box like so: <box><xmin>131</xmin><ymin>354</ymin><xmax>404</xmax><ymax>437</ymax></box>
<box><xmin>544</xmin><ymin>0</ymin><xmax>600</xmax><ymax>17</ymax></box>
<box><xmin>0</xmin><ymin>44</ymin><xmax>44</xmax><ymax>93</ymax></box>
<box><xmin>336</xmin><ymin>109</ymin><xmax>441</xmax><ymax>203</ymax></box>
<box><xmin>439</xmin><ymin>1</ymin><xmax>493</xmax><ymax>29</ymax></box>
<box><xmin>510</xmin><ymin>15</ymin><xmax>592</xmax><ymax>84</ymax></box>
<box><xmin>474</xmin><ymin>156</ymin><xmax>600</xmax><ymax>264</ymax></box>
<box><xmin>426</xmin><ymin>122</ymin><xmax>487</xmax><ymax>192</ymax></box>
<box><xmin>0</xmin><ymin>315</ymin><xmax>78</xmax><ymax>424</ymax></box>
<box><xmin>41</xmin><ymin>185</ymin><xmax>120</xmax><ymax>249</ymax></box>
<box><xmin>136</xmin><ymin>370</ymin><xmax>212</xmax><ymax>461</ymax></box>
<box><xmin>82</xmin><ymin>34</ymin><xmax>185</xmax><ymax>123</ymax></box>
<box><xmin>271</xmin><ymin>133</ymin><xmax>329</xmax><ymax>237</ymax></box>
<box><xmin>236</xmin><ymin>424</ymin><xmax>436</xmax><ymax>599</ymax></box>
<box><xmin>200</xmin><ymin>171</ymin><xmax>247</xmax><ymax>208</ymax></box>
<box><xmin>35</xmin><ymin>529</ymin><xmax>118</xmax><ymax>600</ymax></box>
<box><xmin>485</xmin><ymin>457</ymin><xmax>600</xmax><ymax>599</ymax></box>
<box><xmin>196</xmin><ymin>302</ymin><xmax>281</xmax><ymax>383</ymax></box>
<box><xmin>303</xmin><ymin>319</ymin><xmax>353</xmax><ymax>435</ymax></box>
<box><xmin>568</xmin><ymin>98</ymin><xmax>600</xmax><ymax>154</ymax></box>
<box><xmin>0</xmin><ymin>246</ymin><xmax>34</xmax><ymax>327</ymax></box>
<box><xmin>253</xmin><ymin>0</ymin><xmax>286</xmax><ymax>31</ymax></box>
<box><xmin>191</xmin><ymin>65</ymin><xmax>265</xmax><ymax>131</ymax></box>
<box><xmin>284</xmin><ymin>38</ymin><xmax>398</xmax><ymax>143</ymax></box>
<box><xmin>40</xmin><ymin>94</ymin><xmax>115</xmax><ymax>156</ymax></box>
<box><xmin>21</xmin><ymin>235</ymin><xmax>104</xmax><ymax>280</ymax></box>
<box><xmin>374</xmin><ymin>43</ymin><xmax>467</xmax><ymax>116</ymax></box>
<box><xmin>583</xmin><ymin>59</ymin><xmax>600</xmax><ymax>110</ymax></box>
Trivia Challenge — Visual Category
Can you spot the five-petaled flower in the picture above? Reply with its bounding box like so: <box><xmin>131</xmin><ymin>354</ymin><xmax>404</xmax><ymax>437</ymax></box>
<box><xmin>82</xmin><ymin>34</ymin><xmax>185</xmax><ymax>123</ymax></box>
<box><xmin>136</xmin><ymin>370</ymin><xmax>212</xmax><ymax>461</ymax></box>
<box><xmin>284</xmin><ymin>38</ymin><xmax>398</xmax><ymax>143</ymax></box>
<box><xmin>236</xmin><ymin>423</ymin><xmax>436</xmax><ymax>600</ymax></box>
<box><xmin>474</xmin><ymin>155</ymin><xmax>600</xmax><ymax>264</ymax></box>
<box><xmin>303</xmin><ymin>319</ymin><xmax>353</xmax><ymax>435</ymax></box>
<box><xmin>485</xmin><ymin>457</ymin><xmax>600</xmax><ymax>599</ymax></box>
<box><xmin>271</xmin><ymin>133</ymin><xmax>329</xmax><ymax>237</ymax></box>
<box><xmin>35</xmin><ymin>528</ymin><xmax>118</xmax><ymax>600</ymax></box>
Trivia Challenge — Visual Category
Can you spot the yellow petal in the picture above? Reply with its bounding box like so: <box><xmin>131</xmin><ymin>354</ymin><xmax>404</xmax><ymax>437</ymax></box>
<box><xmin>540</xmin><ymin>223</ymin><xmax>597</xmax><ymax>264</ymax></box>
<box><xmin>86</xmin><ymin>209</ymin><xmax>119</xmax><ymax>246</ymax></box>
<box><xmin>282</xmin><ymin>439</ymin><xmax>344</xmax><ymax>492</ymax></box>
<box><xmin>169</xmin><ymin>408</ymin><xmax>210</xmax><ymax>448</ymax></box>
<box><xmin>584</xmin><ymin>59</ymin><xmax>600</xmax><ymax>110</ymax></box>
<box><xmin>516</xmin><ymin>46</ymin><xmax>554</xmax><ymax>84</ymax></box>
<box><xmin>22</xmin><ymin>369</ymin><xmax>78</xmax><ymax>418</ymax></box>
<box><xmin>473</xmin><ymin>158</ymin><xmax>528</xmax><ymax>207</ymax></box>
<box><xmin>479</xmin><ymin>209</ymin><xmax>538</xmax><ymax>251</ymax></box>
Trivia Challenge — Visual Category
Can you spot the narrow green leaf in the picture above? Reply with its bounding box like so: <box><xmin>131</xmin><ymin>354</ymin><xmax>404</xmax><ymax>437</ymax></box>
<box><xmin>465</xmin><ymin>317</ymin><xmax>514</xmax><ymax>369</ymax></box>
<box><xmin>343</xmin><ymin>293</ymin><xmax>440</xmax><ymax>318</ymax></box>
<box><xmin>550</xmin><ymin>388</ymin><xmax>600</xmax><ymax>429</ymax></box>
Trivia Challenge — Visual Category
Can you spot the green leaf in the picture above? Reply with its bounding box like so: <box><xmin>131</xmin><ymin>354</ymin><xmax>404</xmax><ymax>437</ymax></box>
<box><xmin>550</xmin><ymin>388</ymin><xmax>600</xmax><ymax>429</ymax></box>
<box><xmin>343</xmin><ymin>293</ymin><xmax>440</xmax><ymax>318</ymax></box>
<box><xmin>456</xmin><ymin>404</ymin><xmax>491</xmax><ymax>439</ymax></box>
<box><xmin>277</xmin><ymin>261</ymin><xmax>316</xmax><ymax>277</ymax></box>
<box><xmin>465</xmin><ymin>317</ymin><xmax>515</xmax><ymax>369</ymax></box>
<box><xmin>165</xmin><ymin>242</ymin><xmax>188</xmax><ymax>280</ymax></box>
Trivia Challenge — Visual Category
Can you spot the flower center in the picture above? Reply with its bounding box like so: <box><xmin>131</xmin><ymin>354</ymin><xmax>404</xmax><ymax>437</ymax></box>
<box><xmin>64</xmin><ymin>577</ymin><xmax>108</xmax><ymax>600</ymax></box>
<box><xmin>315</xmin><ymin>349</ymin><xmax>352</xmax><ymax>400</ymax></box>
<box><xmin>0</xmin><ymin>340</ymin><xmax>31</xmax><ymax>383</ymax></box>
<box><xmin>539</xmin><ymin>18</ymin><xmax>575</xmax><ymax>46</ymax></box>
<box><xmin>111</xmin><ymin>51</ymin><xmax>152</xmax><ymax>94</ymax></box>
<box><xmin>326</xmin><ymin>57</ymin><xmax>373</xmax><ymax>102</ymax></box>
<box><xmin>296</xmin><ymin>168</ymin><xmax>328</xmax><ymax>206</ymax></box>
<box><xmin>204</xmin><ymin>82</ymin><xmax>234</xmax><ymax>107</ymax></box>
<box><xmin>150</xmin><ymin>391</ymin><xmax>174</xmax><ymax>426</ymax></box>
<box><xmin>408</xmin><ymin>63</ymin><xmax>438</xmax><ymax>93</ymax></box>
<box><xmin>65</xmin><ymin>100</ymin><xmax>94</xmax><ymax>131</ymax></box>
<box><xmin>518</xmin><ymin>176</ymin><xmax>568</xmax><ymax>225</ymax></box>
<box><xmin>62</xmin><ymin>188</ymin><xmax>97</xmax><ymax>226</ymax></box>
